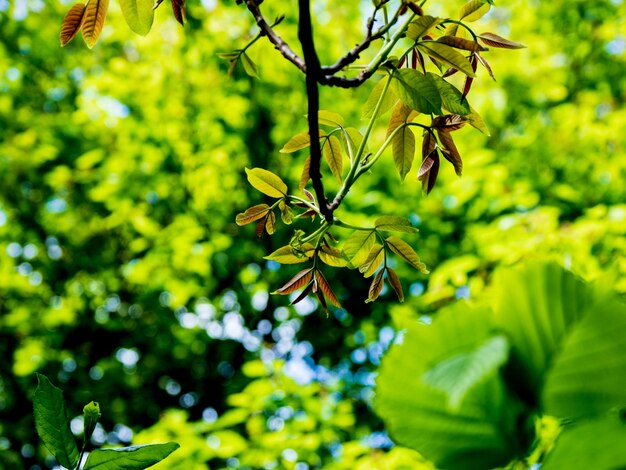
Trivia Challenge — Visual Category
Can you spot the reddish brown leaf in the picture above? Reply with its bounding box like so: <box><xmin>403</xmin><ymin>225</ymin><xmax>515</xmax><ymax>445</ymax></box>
<box><xmin>274</xmin><ymin>269</ymin><xmax>314</xmax><ymax>295</ymax></box>
<box><xmin>386</xmin><ymin>267</ymin><xmax>404</xmax><ymax>302</ymax></box>
<box><xmin>478</xmin><ymin>33</ymin><xmax>526</xmax><ymax>49</ymax></box>
<box><xmin>418</xmin><ymin>150</ymin><xmax>440</xmax><ymax>195</ymax></box>
<box><xmin>82</xmin><ymin>0</ymin><xmax>109</xmax><ymax>49</ymax></box>
<box><xmin>235</xmin><ymin>204</ymin><xmax>270</xmax><ymax>226</ymax></box>
<box><xmin>437</xmin><ymin>130</ymin><xmax>463</xmax><ymax>176</ymax></box>
<box><xmin>442</xmin><ymin>67</ymin><xmax>459</xmax><ymax>78</ymax></box>
<box><xmin>315</xmin><ymin>270</ymin><xmax>342</xmax><ymax>308</ymax></box>
<box><xmin>437</xmin><ymin>36</ymin><xmax>487</xmax><ymax>52</ymax></box>
<box><xmin>366</xmin><ymin>270</ymin><xmax>384</xmax><ymax>303</ymax></box>
<box><xmin>291</xmin><ymin>283</ymin><xmax>313</xmax><ymax>305</ymax></box>
<box><xmin>476</xmin><ymin>53</ymin><xmax>496</xmax><ymax>81</ymax></box>
<box><xmin>255</xmin><ymin>216</ymin><xmax>267</xmax><ymax>238</ymax></box>
<box><xmin>432</xmin><ymin>115</ymin><xmax>467</xmax><ymax>132</ymax></box>
<box><xmin>422</xmin><ymin>130</ymin><xmax>436</xmax><ymax>161</ymax></box>
<box><xmin>60</xmin><ymin>3</ymin><xmax>87</xmax><ymax>46</ymax></box>
<box><xmin>171</xmin><ymin>0</ymin><xmax>186</xmax><ymax>26</ymax></box>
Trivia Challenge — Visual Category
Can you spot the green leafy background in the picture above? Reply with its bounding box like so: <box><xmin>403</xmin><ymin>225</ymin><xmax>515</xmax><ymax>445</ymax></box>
<box><xmin>1</xmin><ymin>0</ymin><xmax>626</xmax><ymax>468</ymax></box>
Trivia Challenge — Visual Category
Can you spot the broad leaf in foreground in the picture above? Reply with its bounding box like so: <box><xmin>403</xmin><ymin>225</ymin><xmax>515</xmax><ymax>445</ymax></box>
<box><xmin>119</xmin><ymin>0</ymin><xmax>154</xmax><ymax>36</ymax></box>
<box><xmin>83</xmin><ymin>442</ymin><xmax>179</xmax><ymax>470</ymax></box>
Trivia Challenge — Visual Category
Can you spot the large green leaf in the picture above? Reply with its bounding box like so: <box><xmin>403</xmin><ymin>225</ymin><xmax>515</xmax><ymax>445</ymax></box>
<box><xmin>416</xmin><ymin>42</ymin><xmax>476</xmax><ymax>77</ymax></box>
<box><xmin>542</xmin><ymin>416</ymin><xmax>626</xmax><ymax>470</ymax></box>
<box><xmin>33</xmin><ymin>374</ymin><xmax>80</xmax><ymax>470</ymax></box>
<box><xmin>375</xmin><ymin>304</ymin><xmax>527</xmax><ymax>470</ymax></box>
<box><xmin>84</xmin><ymin>443</ymin><xmax>180</xmax><ymax>470</ymax></box>
<box><xmin>119</xmin><ymin>0</ymin><xmax>154</xmax><ymax>36</ymax></box>
<box><xmin>428</xmin><ymin>73</ymin><xmax>471</xmax><ymax>116</ymax></box>
<box><xmin>392</xmin><ymin>69</ymin><xmax>442</xmax><ymax>115</ymax></box>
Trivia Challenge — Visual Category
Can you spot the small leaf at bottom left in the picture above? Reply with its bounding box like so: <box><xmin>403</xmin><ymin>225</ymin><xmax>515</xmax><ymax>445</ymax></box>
<box><xmin>33</xmin><ymin>374</ymin><xmax>79</xmax><ymax>470</ymax></box>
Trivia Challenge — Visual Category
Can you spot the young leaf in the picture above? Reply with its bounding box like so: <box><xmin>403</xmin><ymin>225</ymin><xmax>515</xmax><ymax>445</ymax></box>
<box><xmin>279</xmin><ymin>201</ymin><xmax>294</xmax><ymax>225</ymax></box>
<box><xmin>264</xmin><ymin>211</ymin><xmax>277</xmax><ymax>235</ymax></box>
<box><xmin>388</xmin><ymin>103</ymin><xmax>416</xmax><ymax>181</ymax></box>
<box><xmin>274</xmin><ymin>269</ymin><xmax>314</xmax><ymax>295</ymax></box>
<box><xmin>406</xmin><ymin>15</ymin><xmax>440</xmax><ymax>41</ymax></box>
<box><xmin>171</xmin><ymin>0</ymin><xmax>186</xmax><ymax>26</ymax></box>
<box><xmin>392</xmin><ymin>69</ymin><xmax>442</xmax><ymax>115</ymax></box>
<box><xmin>366</xmin><ymin>269</ymin><xmax>385</xmax><ymax>303</ymax></box>
<box><xmin>299</xmin><ymin>156</ymin><xmax>311</xmax><ymax>190</ymax></box>
<box><xmin>60</xmin><ymin>3</ymin><xmax>87</xmax><ymax>46</ymax></box>
<box><xmin>82</xmin><ymin>0</ymin><xmax>109</xmax><ymax>49</ymax></box>
<box><xmin>362</xmin><ymin>76</ymin><xmax>397</xmax><ymax>120</ymax></box>
<box><xmin>240</xmin><ymin>53</ymin><xmax>259</xmax><ymax>78</ymax></box>
<box><xmin>315</xmin><ymin>270</ymin><xmax>342</xmax><ymax>308</ymax></box>
<box><xmin>255</xmin><ymin>216</ymin><xmax>267</xmax><ymax>237</ymax></box>
<box><xmin>375</xmin><ymin>216</ymin><xmax>418</xmax><ymax>233</ymax></box>
<box><xmin>280</xmin><ymin>132</ymin><xmax>312</xmax><ymax>153</ymax></box>
<box><xmin>478</xmin><ymin>33</ymin><xmax>526</xmax><ymax>50</ymax></box>
<box><xmin>318</xmin><ymin>110</ymin><xmax>345</xmax><ymax>127</ymax></box>
<box><xmin>420</xmin><ymin>150</ymin><xmax>440</xmax><ymax>194</ymax></box>
<box><xmin>386</xmin><ymin>236</ymin><xmax>429</xmax><ymax>272</ymax></box>
<box><xmin>437</xmin><ymin>130</ymin><xmax>463</xmax><ymax>176</ymax></box>
<box><xmin>33</xmin><ymin>374</ymin><xmax>80</xmax><ymax>470</ymax></box>
<box><xmin>83</xmin><ymin>443</ymin><xmax>180</xmax><ymax>470</ymax></box>
<box><xmin>235</xmin><ymin>204</ymin><xmax>270</xmax><ymax>226</ymax></box>
<box><xmin>264</xmin><ymin>244</ymin><xmax>315</xmax><ymax>264</ymax></box>
<box><xmin>343</xmin><ymin>127</ymin><xmax>368</xmax><ymax>158</ymax></box>
<box><xmin>119</xmin><ymin>0</ymin><xmax>154</xmax><ymax>36</ymax></box>
<box><xmin>436</xmin><ymin>36</ymin><xmax>487</xmax><ymax>52</ymax></box>
<box><xmin>476</xmin><ymin>53</ymin><xmax>496</xmax><ymax>81</ymax></box>
<box><xmin>432</xmin><ymin>114</ymin><xmax>467</xmax><ymax>131</ymax></box>
<box><xmin>460</xmin><ymin>0</ymin><xmax>491</xmax><ymax>22</ymax></box>
<box><xmin>82</xmin><ymin>401</ymin><xmax>101</xmax><ymax>444</ymax></box>
<box><xmin>322</xmin><ymin>135</ymin><xmax>343</xmax><ymax>183</ymax></box>
<box><xmin>428</xmin><ymin>73</ymin><xmax>471</xmax><ymax>116</ymax></box>
<box><xmin>245</xmin><ymin>168</ymin><xmax>288</xmax><ymax>198</ymax></box>
<box><xmin>343</xmin><ymin>230</ymin><xmax>376</xmax><ymax>267</ymax></box>
<box><xmin>319</xmin><ymin>245</ymin><xmax>349</xmax><ymax>267</ymax></box>
<box><xmin>386</xmin><ymin>267</ymin><xmax>404</xmax><ymax>302</ymax></box>
<box><xmin>359</xmin><ymin>244</ymin><xmax>385</xmax><ymax>278</ymax></box>
<box><xmin>467</xmin><ymin>106</ymin><xmax>491</xmax><ymax>136</ymax></box>
<box><xmin>416</xmin><ymin>42</ymin><xmax>476</xmax><ymax>78</ymax></box>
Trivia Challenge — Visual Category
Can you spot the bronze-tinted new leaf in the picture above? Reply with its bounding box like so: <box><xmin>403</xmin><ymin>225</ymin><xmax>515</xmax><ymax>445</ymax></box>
<box><xmin>274</xmin><ymin>269</ymin><xmax>314</xmax><ymax>295</ymax></box>
<box><xmin>291</xmin><ymin>283</ymin><xmax>314</xmax><ymax>305</ymax></box>
<box><xmin>235</xmin><ymin>204</ymin><xmax>270</xmax><ymax>226</ymax></box>
<box><xmin>60</xmin><ymin>3</ymin><xmax>87</xmax><ymax>46</ymax></box>
<box><xmin>437</xmin><ymin>36</ymin><xmax>487</xmax><ymax>52</ymax></box>
<box><xmin>419</xmin><ymin>150</ymin><xmax>440</xmax><ymax>194</ymax></box>
<box><xmin>386</xmin><ymin>236</ymin><xmax>429</xmax><ymax>273</ymax></box>
<box><xmin>432</xmin><ymin>114</ymin><xmax>467</xmax><ymax>132</ymax></box>
<box><xmin>82</xmin><ymin>0</ymin><xmax>109</xmax><ymax>49</ymax></box>
<box><xmin>366</xmin><ymin>269</ymin><xmax>385</xmax><ymax>303</ymax></box>
<box><xmin>437</xmin><ymin>130</ymin><xmax>463</xmax><ymax>176</ymax></box>
<box><xmin>476</xmin><ymin>53</ymin><xmax>496</xmax><ymax>81</ymax></box>
<box><xmin>478</xmin><ymin>33</ymin><xmax>526</xmax><ymax>49</ymax></box>
<box><xmin>386</xmin><ymin>267</ymin><xmax>404</xmax><ymax>302</ymax></box>
<box><xmin>416</xmin><ymin>42</ymin><xmax>476</xmax><ymax>78</ymax></box>
<box><xmin>171</xmin><ymin>0</ymin><xmax>185</xmax><ymax>26</ymax></box>
<box><xmin>315</xmin><ymin>270</ymin><xmax>341</xmax><ymax>308</ymax></box>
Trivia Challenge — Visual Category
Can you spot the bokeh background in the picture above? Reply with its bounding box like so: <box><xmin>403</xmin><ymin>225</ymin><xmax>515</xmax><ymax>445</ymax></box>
<box><xmin>1</xmin><ymin>0</ymin><xmax>625</xmax><ymax>468</ymax></box>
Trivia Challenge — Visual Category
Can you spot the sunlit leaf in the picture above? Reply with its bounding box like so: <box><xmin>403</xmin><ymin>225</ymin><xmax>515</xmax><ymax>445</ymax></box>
<box><xmin>119</xmin><ymin>0</ymin><xmax>154</xmax><ymax>36</ymax></box>
<box><xmin>322</xmin><ymin>135</ymin><xmax>343</xmax><ymax>182</ymax></box>
<box><xmin>60</xmin><ymin>3</ymin><xmax>87</xmax><ymax>46</ymax></box>
<box><xmin>245</xmin><ymin>168</ymin><xmax>288</xmax><ymax>198</ymax></box>
<box><xmin>264</xmin><ymin>211</ymin><xmax>276</xmax><ymax>235</ymax></box>
<box><xmin>428</xmin><ymin>73</ymin><xmax>471</xmax><ymax>116</ymax></box>
<box><xmin>392</xmin><ymin>69</ymin><xmax>442</xmax><ymax>115</ymax></box>
<box><xmin>280</xmin><ymin>132</ymin><xmax>312</xmax><ymax>153</ymax></box>
<box><xmin>315</xmin><ymin>270</ymin><xmax>341</xmax><ymax>308</ymax></box>
<box><xmin>437</xmin><ymin>36</ymin><xmax>486</xmax><ymax>52</ymax></box>
<box><xmin>264</xmin><ymin>244</ymin><xmax>315</xmax><ymax>264</ymax></box>
<box><xmin>460</xmin><ymin>0</ymin><xmax>492</xmax><ymax>22</ymax></box>
<box><xmin>387</xmin><ymin>103</ymin><xmax>416</xmax><ymax>181</ymax></box>
<box><xmin>406</xmin><ymin>16</ymin><xmax>441</xmax><ymax>41</ymax></box>
<box><xmin>279</xmin><ymin>201</ymin><xmax>294</xmax><ymax>225</ymax></box>
<box><xmin>366</xmin><ymin>269</ymin><xmax>384</xmax><ymax>303</ymax></box>
<box><xmin>240</xmin><ymin>53</ymin><xmax>259</xmax><ymax>78</ymax></box>
<box><xmin>33</xmin><ymin>374</ymin><xmax>79</xmax><ymax>470</ymax></box>
<box><xmin>318</xmin><ymin>110</ymin><xmax>345</xmax><ymax>127</ymax></box>
<box><xmin>235</xmin><ymin>204</ymin><xmax>270</xmax><ymax>226</ymax></box>
<box><xmin>416</xmin><ymin>42</ymin><xmax>476</xmax><ymax>78</ymax></box>
<box><xmin>83</xmin><ymin>443</ymin><xmax>179</xmax><ymax>470</ymax></box>
<box><xmin>475</xmin><ymin>53</ymin><xmax>496</xmax><ymax>80</ymax></box>
<box><xmin>82</xmin><ymin>0</ymin><xmax>109</xmax><ymax>49</ymax></box>
<box><xmin>274</xmin><ymin>269</ymin><xmax>314</xmax><ymax>295</ymax></box>
<box><xmin>478</xmin><ymin>33</ymin><xmax>526</xmax><ymax>49</ymax></box>
<box><xmin>386</xmin><ymin>236</ymin><xmax>428</xmax><ymax>272</ymax></box>
<box><xmin>386</xmin><ymin>267</ymin><xmax>404</xmax><ymax>302</ymax></box>
<box><xmin>362</xmin><ymin>76</ymin><xmax>397</xmax><ymax>120</ymax></box>
<box><xmin>319</xmin><ymin>245</ymin><xmax>349</xmax><ymax>267</ymax></box>
<box><xmin>359</xmin><ymin>244</ymin><xmax>385</xmax><ymax>278</ymax></box>
<box><xmin>375</xmin><ymin>216</ymin><xmax>418</xmax><ymax>233</ymax></box>
<box><xmin>466</xmin><ymin>107</ymin><xmax>490</xmax><ymax>135</ymax></box>
<box><xmin>343</xmin><ymin>230</ymin><xmax>376</xmax><ymax>267</ymax></box>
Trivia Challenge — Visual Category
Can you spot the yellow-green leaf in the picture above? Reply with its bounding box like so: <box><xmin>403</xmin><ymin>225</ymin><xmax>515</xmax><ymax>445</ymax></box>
<box><xmin>318</xmin><ymin>110</ymin><xmax>345</xmax><ymax>127</ymax></box>
<box><xmin>240</xmin><ymin>53</ymin><xmax>259</xmax><ymax>78</ymax></box>
<box><xmin>386</xmin><ymin>236</ymin><xmax>428</xmax><ymax>273</ymax></box>
<box><xmin>416</xmin><ymin>42</ymin><xmax>476</xmax><ymax>77</ymax></box>
<box><xmin>82</xmin><ymin>0</ymin><xmax>109</xmax><ymax>49</ymax></box>
<box><xmin>343</xmin><ymin>127</ymin><xmax>368</xmax><ymax>160</ymax></box>
<box><xmin>362</xmin><ymin>76</ymin><xmax>397</xmax><ymax>120</ymax></box>
<box><xmin>467</xmin><ymin>106</ymin><xmax>491</xmax><ymax>135</ymax></box>
<box><xmin>359</xmin><ymin>244</ymin><xmax>385</xmax><ymax>278</ymax></box>
<box><xmin>245</xmin><ymin>168</ymin><xmax>288</xmax><ymax>198</ymax></box>
<box><xmin>406</xmin><ymin>15</ymin><xmax>441</xmax><ymax>41</ymax></box>
<box><xmin>60</xmin><ymin>3</ymin><xmax>87</xmax><ymax>46</ymax></box>
<box><xmin>323</xmin><ymin>135</ymin><xmax>343</xmax><ymax>183</ymax></box>
<box><xmin>235</xmin><ymin>204</ymin><xmax>270</xmax><ymax>226</ymax></box>
<box><xmin>319</xmin><ymin>245</ymin><xmax>349</xmax><ymax>267</ymax></box>
<box><xmin>460</xmin><ymin>0</ymin><xmax>491</xmax><ymax>22</ymax></box>
<box><xmin>280</xmin><ymin>132</ymin><xmax>311</xmax><ymax>153</ymax></box>
<box><xmin>119</xmin><ymin>0</ymin><xmax>154</xmax><ymax>36</ymax></box>
<box><xmin>343</xmin><ymin>230</ymin><xmax>376</xmax><ymax>267</ymax></box>
<box><xmin>265</xmin><ymin>211</ymin><xmax>277</xmax><ymax>235</ymax></box>
<box><xmin>264</xmin><ymin>244</ymin><xmax>315</xmax><ymax>264</ymax></box>
<box><xmin>375</xmin><ymin>216</ymin><xmax>418</xmax><ymax>233</ymax></box>
<box><xmin>388</xmin><ymin>103</ymin><xmax>416</xmax><ymax>181</ymax></box>
<box><xmin>437</xmin><ymin>36</ymin><xmax>487</xmax><ymax>52</ymax></box>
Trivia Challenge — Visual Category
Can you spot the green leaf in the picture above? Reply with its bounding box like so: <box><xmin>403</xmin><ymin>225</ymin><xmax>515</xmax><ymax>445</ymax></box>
<box><xmin>318</xmin><ymin>110</ymin><xmax>345</xmax><ymax>127</ymax></box>
<box><xmin>245</xmin><ymin>168</ymin><xmax>288</xmax><ymax>198</ymax></box>
<box><xmin>83</xmin><ymin>442</ymin><xmax>179</xmax><ymax>470</ymax></box>
<box><xmin>423</xmin><ymin>335</ymin><xmax>510</xmax><ymax>409</ymax></box>
<box><xmin>119</xmin><ymin>0</ymin><xmax>154</xmax><ymax>36</ymax></box>
<box><xmin>375</xmin><ymin>216</ymin><xmax>418</xmax><ymax>233</ymax></box>
<box><xmin>319</xmin><ymin>245</ymin><xmax>349</xmax><ymax>267</ymax></box>
<box><xmin>459</xmin><ymin>0</ymin><xmax>492</xmax><ymax>22</ymax></box>
<box><xmin>416</xmin><ymin>42</ymin><xmax>476</xmax><ymax>77</ymax></box>
<box><xmin>392</xmin><ymin>69</ymin><xmax>442</xmax><ymax>115</ymax></box>
<box><xmin>375</xmin><ymin>303</ymin><xmax>527</xmax><ymax>470</ymax></box>
<box><xmin>280</xmin><ymin>132</ymin><xmax>311</xmax><ymax>153</ymax></box>
<box><xmin>33</xmin><ymin>374</ymin><xmax>80</xmax><ymax>470</ymax></box>
<box><xmin>264</xmin><ymin>244</ymin><xmax>315</xmax><ymax>264</ymax></box>
<box><xmin>342</xmin><ymin>127</ymin><xmax>367</xmax><ymax>159</ymax></box>
<box><xmin>406</xmin><ymin>15</ymin><xmax>441</xmax><ymax>41</ymax></box>
<box><xmin>387</xmin><ymin>103</ymin><xmax>416</xmax><ymax>181</ymax></box>
<box><xmin>385</xmin><ymin>236</ymin><xmax>428</xmax><ymax>273</ymax></box>
<box><xmin>343</xmin><ymin>230</ymin><xmax>376</xmax><ymax>267</ymax></box>
<box><xmin>542</xmin><ymin>416</ymin><xmax>626</xmax><ymax>470</ymax></box>
<box><xmin>362</xmin><ymin>76</ymin><xmax>397</xmax><ymax>120</ymax></box>
<box><xmin>322</xmin><ymin>135</ymin><xmax>343</xmax><ymax>182</ymax></box>
<box><xmin>358</xmin><ymin>244</ymin><xmax>385</xmax><ymax>278</ymax></box>
<box><xmin>83</xmin><ymin>401</ymin><xmax>101</xmax><ymax>444</ymax></box>
<box><xmin>240</xmin><ymin>53</ymin><xmax>259</xmax><ymax>78</ymax></box>
<box><xmin>467</xmin><ymin>106</ymin><xmax>490</xmax><ymax>135</ymax></box>
<box><xmin>427</xmin><ymin>73</ymin><xmax>471</xmax><ymax>116</ymax></box>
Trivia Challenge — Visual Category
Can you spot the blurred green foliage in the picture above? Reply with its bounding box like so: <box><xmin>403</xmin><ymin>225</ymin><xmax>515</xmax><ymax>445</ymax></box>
<box><xmin>1</xmin><ymin>0</ymin><xmax>625</xmax><ymax>469</ymax></box>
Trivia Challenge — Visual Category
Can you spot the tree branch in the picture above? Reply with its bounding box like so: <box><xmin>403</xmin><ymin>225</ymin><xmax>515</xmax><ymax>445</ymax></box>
<box><xmin>298</xmin><ymin>0</ymin><xmax>332</xmax><ymax>223</ymax></box>
<box><xmin>244</xmin><ymin>0</ymin><xmax>306</xmax><ymax>73</ymax></box>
